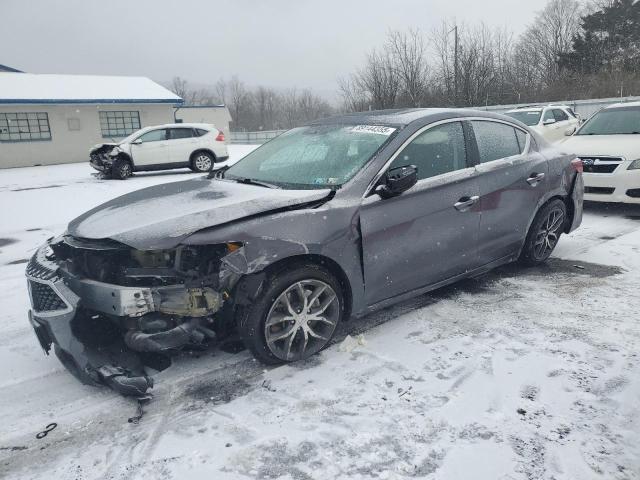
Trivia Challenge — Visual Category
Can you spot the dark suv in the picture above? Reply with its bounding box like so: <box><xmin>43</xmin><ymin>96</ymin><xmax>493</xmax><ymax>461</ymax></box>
<box><xmin>26</xmin><ymin>108</ymin><xmax>583</xmax><ymax>396</ymax></box>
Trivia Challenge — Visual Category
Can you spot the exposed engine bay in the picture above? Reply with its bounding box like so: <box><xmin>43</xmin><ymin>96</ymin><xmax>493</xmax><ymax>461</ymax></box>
<box><xmin>27</xmin><ymin>235</ymin><xmax>251</xmax><ymax>397</ymax></box>
<box><xmin>89</xmin><ymin>143</ymin><xmax>123</xmax><ymax>173</ymax></box>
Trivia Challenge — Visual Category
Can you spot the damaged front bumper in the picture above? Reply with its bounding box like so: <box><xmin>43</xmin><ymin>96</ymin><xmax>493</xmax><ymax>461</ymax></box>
<box><xmin>25</xmin><ymin>241</ymin><xmax>225</xmax><ymax>397</ymax></box>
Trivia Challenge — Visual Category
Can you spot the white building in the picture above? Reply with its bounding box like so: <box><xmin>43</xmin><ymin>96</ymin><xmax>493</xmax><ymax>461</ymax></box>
<box><xmin>0</xmin><ymin>73</ymin><xmax>231</xmax><ymax>169</ymax></box>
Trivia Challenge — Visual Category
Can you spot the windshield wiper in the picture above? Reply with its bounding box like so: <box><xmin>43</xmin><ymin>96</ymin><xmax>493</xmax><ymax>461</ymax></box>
<box><xmin>234</xmin><ymin>177</ymin><xmax>280</xmax><ymax>189</ymax></box>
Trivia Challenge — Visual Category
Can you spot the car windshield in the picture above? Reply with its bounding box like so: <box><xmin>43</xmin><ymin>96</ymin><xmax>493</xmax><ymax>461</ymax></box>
<box><xmin>577</xmin><ymin>106</ymin><xmax>640</xmax><ymax>135</ymax></box>
<box><xmin>504</xmin><ymin>110</ymin><xmax>542</xmax><ymax>126</ymax></box>
<box><xmin>224</xmin><ymin>124</ymin><xmax>396</xmax><ymax>189</ymax></box>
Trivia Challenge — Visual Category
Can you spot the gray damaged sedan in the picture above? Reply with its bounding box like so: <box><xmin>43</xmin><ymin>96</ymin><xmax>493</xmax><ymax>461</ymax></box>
<box><xmin>26</xmin><ymin>109</ymin><xmax>584</xmax><ymax>396</ymax></box>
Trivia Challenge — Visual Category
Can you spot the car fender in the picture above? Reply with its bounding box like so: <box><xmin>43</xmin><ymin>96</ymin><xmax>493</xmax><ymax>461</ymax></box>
<box><xmin>182</xmin><ymin>204</ymin><xmax>367</xmax><ymax>315</ymax></box>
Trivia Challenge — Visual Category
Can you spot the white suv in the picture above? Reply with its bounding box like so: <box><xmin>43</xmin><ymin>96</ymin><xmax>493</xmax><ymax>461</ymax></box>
<box><xmin>89</xmin><ymin>123</ymin><xmax>229</xmax><ymax>179</ymax></box>
<box><xmin>561</xmin><ymin>102</ymin><xmax>640</xmax><ymax>204</ymax></box>
<box><xmin>505</xmin><ymin>105</ymin><xmax>581</xmax><ymax>144</ymax></box>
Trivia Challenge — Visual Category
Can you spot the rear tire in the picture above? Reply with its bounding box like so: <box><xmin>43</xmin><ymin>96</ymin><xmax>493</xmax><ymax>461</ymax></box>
<box><xmin>191</xmin><ymin>151</ymin><xmax>214</xmax><ymax>172</ymax></box>
<box><xmin>238</xmin><ymin>263</ymin><xmax>344</xmax><ymax>365</ymax></box>
<box><xmin>519</xmin><ymin>199</ymin><xmax>567</xmax><ymax>266</ymax></box>
<box><xmin>111</xmin><ymin>158</ymin><xmax>132</xmax><ymax>180</ymax></box>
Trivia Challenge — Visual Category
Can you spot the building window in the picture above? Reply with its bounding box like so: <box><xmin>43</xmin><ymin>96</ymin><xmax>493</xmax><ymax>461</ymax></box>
<box><xmin>0</xmin><ymin>112</ymin><xmax>51</xmax><ymax>142</ymax></box>
<box><xmin>99</xmin><ymin>111</ymin><xmax>141</xmax><ymax>138</ymax></box>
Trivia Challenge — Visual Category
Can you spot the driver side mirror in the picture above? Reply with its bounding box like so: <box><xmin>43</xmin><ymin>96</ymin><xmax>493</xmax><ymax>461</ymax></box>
<box><xmin>376</xmin><ymin>165</ymin><xmax>418</xmax><ymax>199</ymax></box>
<box><xmin>565</xmin><ymin>126</ymin><xmax>577</xmax><ymax>136</ymax></box>
<box><xmin>543</xmin><ymin>118</ymin><xmax>556</xmax><ymax>126</ymax></box>
<box><xmin>131</xmin><ymin>138</ymin><xmax>142</xmax><ymax>145</ymax></box>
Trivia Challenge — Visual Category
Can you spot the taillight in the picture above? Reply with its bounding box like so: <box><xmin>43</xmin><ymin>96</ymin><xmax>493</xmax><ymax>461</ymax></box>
<box><xmin>215</xmin><ymin>131</ymin><xmax>225</xmax><ymax>142</ymax></box>
<box><xmin>571</xmin><ymin>158</ymin><xmax>583</xmax><ymax>173</ymax></box>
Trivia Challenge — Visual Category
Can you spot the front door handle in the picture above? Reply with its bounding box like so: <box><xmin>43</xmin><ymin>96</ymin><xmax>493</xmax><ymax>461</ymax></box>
<box><xmin>454</xmin><ymin>195</ymin><xmax>480</xmax><ymax>212</ymax></box>
<box><xmin>526</xmin><ymin>172</ymin><xmax>545</xmax><ymax>186</ymax></box>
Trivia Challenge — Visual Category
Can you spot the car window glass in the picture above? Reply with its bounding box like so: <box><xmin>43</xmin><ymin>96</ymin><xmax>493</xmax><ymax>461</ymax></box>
<box><xmin>542</xmin><ymin>109</ymin><xmax>555</xmax><ymax>122</ymax></box>
<box><xmin>553</xmin><ymin>109</ymin><xmax>569</xmax><ymax>122</ymax></box>
<box><xmin>390</xmin><ymin>122</ymin><xmax>467</xmax><ymax>181</ymax></box>
<box><xmin>195</xmin><ymin>128</ymin><xmax>208</xmax><ymax>137</ymax></box>
<box><xmin>138</xmin><ymin>129</ymin><xmax>166</xmax><ymax>143</ymax></box>
<box><xmin>168</xmin><ymin>128</ymin><xmax>193</xmax><ymax>140</ymax></box>
<box><xmin>472</xmin><ymin>121</ymin><xmax>521</xmax><ymax>163</ymax></box>
<box><xmin>515</xmin><ymin>129</ymin><xmax>527</xmax><ymax>152</ymax></box>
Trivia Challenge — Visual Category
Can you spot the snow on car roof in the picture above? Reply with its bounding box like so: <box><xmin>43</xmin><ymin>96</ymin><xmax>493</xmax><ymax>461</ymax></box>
<box><xmin>606</xmin><ymin>101</ymin><xmax>640</xmax><ymax>109</ymax></box>
<box><xmin>0</xmin><ymin>73</ymin><xmax>182</xmax><ymax>104</ymax></box>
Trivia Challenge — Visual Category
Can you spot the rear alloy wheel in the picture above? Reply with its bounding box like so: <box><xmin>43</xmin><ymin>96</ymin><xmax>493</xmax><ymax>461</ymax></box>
<box><xmin>520</xmin><ymin>199</ymin><xmax>567</xmax><ymax>266</ymax></box>
<box><xmin>239</xmin><ymin>264</ymin><xmax>344</xmax><ymax>364</ymax></box>
<box><xmin>111</xmin><ymin>158</ymin><xmax>132</xmax><ymax>180</ymax></box>
<box><xmin>192</xmin><ymin>152</ymin><xmax>214</xmax><ymax>172</ymax></box>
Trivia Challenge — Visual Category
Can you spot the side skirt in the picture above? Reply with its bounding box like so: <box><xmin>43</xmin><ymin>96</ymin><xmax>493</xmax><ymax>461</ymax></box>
<box><xmin>134</xmin><ymin>162</ymin><xmax>191</xmax><ymax>172</ymax></box>
<box><xmin>357</xmin><ymin>254</ymin><xmax>516</xmax><ymax>318</ymax></box>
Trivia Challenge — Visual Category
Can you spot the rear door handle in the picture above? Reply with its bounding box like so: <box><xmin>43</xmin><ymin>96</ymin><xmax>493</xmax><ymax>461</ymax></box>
<box><xmin>454</xmin><ymin>195</ymin><xmax>480</xmax><ymax>212</ymax></box>
<box><xmin>526</xmin><ymin>172</ymin><xmax>545</xmax><ymax>186</ymax></box>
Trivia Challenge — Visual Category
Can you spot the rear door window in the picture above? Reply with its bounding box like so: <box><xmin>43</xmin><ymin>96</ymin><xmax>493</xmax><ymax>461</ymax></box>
<box><xmin>543</xmin><ymin>109</ymin><xmax>555</xmax><ymax>123</ymax></box>
<box><xmin>515</xmin><ymin>129</ymin><xmax>528</xmax><ymax>152</ymax></box>
<box><xmin>553</xmin><ymin>109</ymin><xmax>569</xmax><ymax>122</ymax></box>
<box><xmin>168</xmin><ymin>128</ymin><xmax>194</xmax><ymax>140</ymax></box>
<box><xmin>390</xmin><ymin>121</ymin><xmax>468</xmax><ymax>181</ymax></box>
<box><xmin>471</xmin><ymin>121</ymin><xmax>521</xmax><ymax>163</ymax></box>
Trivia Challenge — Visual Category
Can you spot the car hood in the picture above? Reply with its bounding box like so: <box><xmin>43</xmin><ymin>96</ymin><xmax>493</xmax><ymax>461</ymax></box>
<box><xmin>68</xmin><ymin>177</ymin><xmax>332</xmax><ymax>249</ymax></box>
<box><xmin>559</xmin><ymin>134</ymin><xmax>640</xmax><ymax>159</ymax></box>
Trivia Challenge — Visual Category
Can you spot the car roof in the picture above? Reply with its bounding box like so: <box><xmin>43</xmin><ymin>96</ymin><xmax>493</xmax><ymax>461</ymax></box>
<box><xmin>507</xmin><ymin>104</ymin><xmax>572</xmax><ymax>113</ymax></box>
<box><xmin>309</xmin><ymin>107</ymin><xmax>514</xmax><ymax>127</ymax></box>
<box><xmin>507</xmin><ymin>107</ymin><xmax>543</xmax><ymax>113</ymax></box>
<box><xmin>139</xmin><ymin>123</ymin><xmax>216</xmax><ymax>130</ymax></box>
<box><xmin>605</xmin><ymin>101</ymin><xmax>640</xmax><ymax>109</ymax></box>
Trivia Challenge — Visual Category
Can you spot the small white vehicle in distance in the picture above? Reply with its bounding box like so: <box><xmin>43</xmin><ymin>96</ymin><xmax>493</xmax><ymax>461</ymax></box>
<box><xmin>89</xmin><ymin>123</ymin><xmax>229</xmax><ymax>179</ymax></box>
<box><xmin>561</xmin><ymin>102</ymin><xmax>640</xmax><ymax>204</ymax></box>
<box><xmin>505</xmin><ymin>105</ymin><xmax>581</xmax><ymax>144</ymax></box>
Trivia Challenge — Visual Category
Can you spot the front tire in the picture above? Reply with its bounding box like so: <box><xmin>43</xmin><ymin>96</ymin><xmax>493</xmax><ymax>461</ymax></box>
<box><xmin>111</xmin><ymin>158</ymin><xmax>132</xmax><ymax>180</ymax></box>
<box><xmin>519</xmin><ymin>199</ymin><xmax>567</xmax><ymax>266</ymax></box>
<box><xmin>191</xmin><ymin>151</ymin><xmax>214</xmax><ymax>172</ymax></box>
<box><xmin>238</xmin><ymin>263</ymin><xmax>344</xmax><ymax>364</ymax></box>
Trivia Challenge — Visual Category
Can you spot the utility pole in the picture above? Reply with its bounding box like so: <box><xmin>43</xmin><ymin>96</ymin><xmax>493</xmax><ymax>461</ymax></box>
<box><xmin>454</xmin><ymin>24</ymin><xmax>459</xmax><ymax>107</ymax></box>
<box><xmin>449</xmin><ymin>24</ymin><xmax>459</xmax><ymax>107</ymax></box>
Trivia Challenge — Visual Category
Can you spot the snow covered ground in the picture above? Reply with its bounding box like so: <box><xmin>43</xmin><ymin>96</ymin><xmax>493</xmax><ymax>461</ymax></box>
<box><xmin>1</xmin><ymin>151</ymin><xmax>639</xmax><ymax>480</ymax></box>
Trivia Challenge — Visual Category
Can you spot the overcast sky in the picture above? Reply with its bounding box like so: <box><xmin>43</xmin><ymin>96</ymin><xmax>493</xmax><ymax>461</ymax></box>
<box><xmin>1</xmin><ymin>0</ymin><xmax>549</xmax><ymax>98</ymax></box>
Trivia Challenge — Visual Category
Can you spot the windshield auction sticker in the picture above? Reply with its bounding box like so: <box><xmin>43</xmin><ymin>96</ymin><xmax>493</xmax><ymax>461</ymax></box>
<box><xmin>350</xmin><ymin>125</ymin><xmax>396</xmax><ymax>135</ymax></box>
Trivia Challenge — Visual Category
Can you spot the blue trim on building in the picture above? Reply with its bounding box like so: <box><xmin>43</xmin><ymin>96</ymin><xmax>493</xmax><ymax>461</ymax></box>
<box><xmin>177</xmin><ymin>104</ymin><xmax>226</xmax><ymax>109</ymax></box>
<box><xmin>0</xmin><ymin>98</ymin><xmax>183</xmax><ymax>105</ymax></box>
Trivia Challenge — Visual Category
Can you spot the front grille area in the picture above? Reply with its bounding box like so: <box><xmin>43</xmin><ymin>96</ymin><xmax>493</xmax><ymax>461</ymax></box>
<box><xmin>579</xmin><ymin>157</ymin><xmax>623</xmax><ymax>174</ymax></box>
<box><xmin>585</xmin><ymin>186</ymin><xmax>615</xmax><ymax>195</ymax></box>
<box><xmin>29</xmin><ymin>281</ymin><xmax>66</xmax><ymax>312</ymax></box>
<box><xmin>627</xmin><ymin>189</ymin><xmax>640</xmax><ymax>198</ymax></box>
<box><xmin>26</xmin><ymin>252</ymin><xmax>59</xmax><ymax>281</ymax></box>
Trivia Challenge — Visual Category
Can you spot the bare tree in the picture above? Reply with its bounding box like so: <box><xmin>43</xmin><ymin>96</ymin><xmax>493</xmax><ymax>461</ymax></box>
<box><xmin>337</xmin><ymin>76</ymin><xmax>369</xmax><ymax>112</ymax></box>
<box><xmin>386</xmin><ymin>29</ymin><xmax>430</xmax><ymax>107</ymax></box>
<box><xmin>523</xmin><ymin>0</ymin><xmax>583</xmax><ymax>86</ymax></box>
<box><xmin>431</xmin><ymin>20</ymin><xmax>458</xmax><ymax>105</ymax></box>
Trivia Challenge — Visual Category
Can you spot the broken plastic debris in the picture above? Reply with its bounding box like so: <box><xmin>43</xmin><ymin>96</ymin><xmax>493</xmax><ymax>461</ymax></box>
<box><xmin>338</xmin><ymin>334</ymin><xmax>367</xmax><ymax>353</ymax></box>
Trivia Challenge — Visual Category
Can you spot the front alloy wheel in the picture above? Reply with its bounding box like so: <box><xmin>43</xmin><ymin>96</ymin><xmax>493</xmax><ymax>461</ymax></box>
<box><xmin>238</xmin><ymin>263</ymin><xmax>344</xmax><ymax>364</ymax></box>
<box><xmin>265</xmin><ymin>279</ymin><xmax>340</xmax><ymax>361</ymax></box>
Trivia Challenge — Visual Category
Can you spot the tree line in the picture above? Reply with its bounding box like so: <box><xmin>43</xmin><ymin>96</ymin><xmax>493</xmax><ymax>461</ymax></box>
<box><xmin>169</xmin><ymin>0</ymin><xmax>640</xmax><ymax>131</ymax></box>
<box><xmin>169</xmin><ymin>75</ymin><xmax>332</xmax><ymax>132</ymax></box>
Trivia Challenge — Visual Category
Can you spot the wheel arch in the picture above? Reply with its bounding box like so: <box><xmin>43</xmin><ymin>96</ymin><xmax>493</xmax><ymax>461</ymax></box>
<box><xmin>236</xmin><ymin>253</ymin><xmax>353</xmax><ymax>322</ymax></box>
<box><xmin>190</xmin><ymin>148</ymin><xmax>217</xmax><ymax>164</ymax></box>
<box><xmin>115</xmin><ymin>151</ymin><xmax>134</xmax><ymax>167</ymax></box>
<box><xmin>517</xmin><ymin>194</ymin><xmax>570</xmax><ymax>258</ymax></box>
